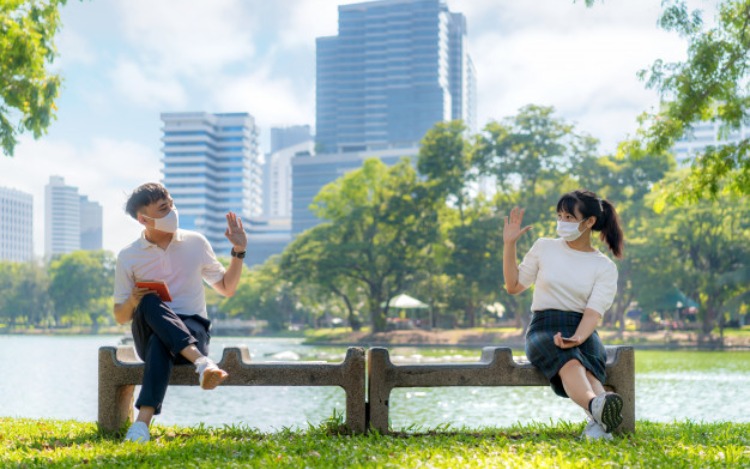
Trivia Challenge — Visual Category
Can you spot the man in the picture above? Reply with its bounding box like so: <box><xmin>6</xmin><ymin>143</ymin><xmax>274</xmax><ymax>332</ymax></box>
<box><xmin>113</xmin><ymin>182</ymin><xmax>247</xmax><ymax>443</ymax></box>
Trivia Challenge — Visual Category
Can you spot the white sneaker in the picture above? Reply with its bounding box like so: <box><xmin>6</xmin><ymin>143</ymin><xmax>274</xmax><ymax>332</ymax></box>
<box><xmin>590</xmin><ymin>392</ymin><xmax>623</xmax><ymax>433</ymax></box>
<box><xmin>194</xmin><ymin>356</ymin><xmax>228</xmax><ymax>390</ymax></box>
<box><xmin>581</xmin><ymin>418</ymin><xmax>614</xmax><ymax>441</ymax></box>
<box><xmin>123</xmin><ymin>421</ymin><xmax>150</xmax><ymax>443</ymax></box>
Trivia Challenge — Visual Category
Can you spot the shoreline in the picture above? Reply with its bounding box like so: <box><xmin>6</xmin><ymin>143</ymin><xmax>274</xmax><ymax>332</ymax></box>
<box><xmin>3</xmin><ymin>327</ymin><xmax>749</xmax><ymax>350</ymax></box>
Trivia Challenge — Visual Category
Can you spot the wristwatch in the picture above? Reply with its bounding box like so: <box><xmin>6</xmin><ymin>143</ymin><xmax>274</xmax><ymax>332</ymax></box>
<box><xmin>231</xmin><ymin>248</ymin><xmax>246</xmax><ymax>259</ymax></box>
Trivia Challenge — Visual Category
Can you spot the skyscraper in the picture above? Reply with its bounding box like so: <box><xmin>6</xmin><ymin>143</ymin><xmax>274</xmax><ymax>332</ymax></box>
<box><xmin>292</xmin><ymin>147</ymin><xmax>411</xmax><ymax>234</ymax></box>
<box><xmin>315</xmin><ymin>0</ymin><xmax>476</xmax><ymax>154</ymax></box>
<box><xmin>44</xmin><ymin>176</ymin><xmax>103</xmax><ymax>257</ymax></box>
<box><xmin>263</xmin><ymin>140</ymin><xmax>314</xmax><ymax>219</ymax></box>
<box><xmin>271</xmin><ymin>125</ymin><xmax>312</xmax><ymax>154</ymax></box>
<box><xmin>0</xmin><ymin>186</ymin><xmax>33</xmax><ymax>262</ymax></box>
<box><xmin>161</xmin><ymin>112</ymin><xmax>261</xmax><ymax>254</ymax></box>
<box><xmin>672</xmin><ymin>121</ymin><xmax>749</xmax><ymax>164</ymax></box>
<box><xmin>79</xmin><ymin>195</ymin><xmax>103</xmax><ymax>250</ymax></box>
<box><xmin>45</xmin><ymin>176</ymin><xmax>81</xmax><ymax>257</ymax></box>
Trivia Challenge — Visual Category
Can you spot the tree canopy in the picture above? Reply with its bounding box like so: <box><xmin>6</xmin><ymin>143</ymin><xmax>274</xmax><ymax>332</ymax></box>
<box><xmin>1</xmin><ymin>0</ymin><xmax>67</xmax><ymax>156</ymax></box>
<box><xmin>622</xmin><ymin>0</ymin><xmax>750</xmax><ymax>204</ymax></box>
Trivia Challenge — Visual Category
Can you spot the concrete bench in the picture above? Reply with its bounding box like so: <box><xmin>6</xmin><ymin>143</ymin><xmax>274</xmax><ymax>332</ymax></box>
<box><xmin>367</xmin><ymin>345</ymin><xmax>635</xmax><ymax>434</ymax></box>
<box><xmin>98</xmin><ymin>345</ymin><xmax>366</xmax><ymax>434</ymax></box>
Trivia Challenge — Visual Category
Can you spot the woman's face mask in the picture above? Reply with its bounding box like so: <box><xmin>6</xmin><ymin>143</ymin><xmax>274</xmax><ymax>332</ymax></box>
<box><xmin>556</xmin><ymin>219</ymin><xmax>586</xmax><ymax>241</ymax></box>
<box><xmin>556</xmin><ymin>211</ymin><xmax>589</xmax><ymax>241</ymax></box>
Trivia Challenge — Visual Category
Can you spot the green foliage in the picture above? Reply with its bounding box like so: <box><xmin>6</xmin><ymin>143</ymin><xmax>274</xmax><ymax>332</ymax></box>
<box><xmin>638</xmin><ymin>187</ymin><xmax>750</xmax><ymax>335</ymax></box>
<box><xmin>476</xmin><ymin>105</ymin><xmax>598</xmax><ymax>193</ymax></box>
<box><xmin>220</xmin><ymin>256</ymin><xmax>298</xmax><ymax>331</ymax></box>
<box><xmin>0</xmin><ymin>0</ymin><xmax>68</xmax><ymax>156</ymax></box>
<box><xmin>417</xmin><ymin>120</ymin><xmax>474</xmax><ymax>217</ymax></box>
<box><xmin>284</xmin><ymin>158</ymin><xmax>441</xmax><ymax>332</ymax></box>
<box><xmin>625</xmin><ymin>0</ymin><xmax>750</xmax><ymax>202</ymax></box>
<box><xmin>1</xmin><ymin>418</ymin><xmax>749</xmax><ymax>468</ymax></box>
<box><xmin>48</xmin><ymin>250</ymin><xmax>115</xmax><ymax>328</ymax></box>
<box><xmin>0</xmin><ymin>260</ymin><xmax>51</xmax><ymax>328</ymax></box>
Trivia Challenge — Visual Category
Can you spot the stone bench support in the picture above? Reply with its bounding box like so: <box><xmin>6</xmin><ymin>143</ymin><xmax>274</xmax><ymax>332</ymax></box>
<box><xmin>98</xmin><ymin>345</ymin><xmax>366</xmax><ymax>434</ymax></box>
<box><xmin>367</xmin><ymin>345</ymin><xmax>635</xmax><ymax>434</ymax></box>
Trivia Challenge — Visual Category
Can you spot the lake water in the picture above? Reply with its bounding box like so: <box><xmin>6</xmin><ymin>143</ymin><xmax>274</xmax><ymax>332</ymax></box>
<box><xmin>1</xmin><ymin>335</ymin><xmax>749</xmax><ymax>432</ymax></box>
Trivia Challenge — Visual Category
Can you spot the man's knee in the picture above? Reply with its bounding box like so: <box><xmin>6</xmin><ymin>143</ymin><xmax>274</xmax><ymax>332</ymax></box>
<box><xmin>138</xmin><ymin>293</ymin><xmax>162</xmax><ymax>311</ymax></box>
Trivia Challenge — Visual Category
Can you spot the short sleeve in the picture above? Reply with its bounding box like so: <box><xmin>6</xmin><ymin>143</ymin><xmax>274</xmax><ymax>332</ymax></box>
<box><xmin>201</xmin><ymin>237</ymin><xmax>226</xmax><ymax>285</ymax></box>
<box><xmin>517</xmin><ymin>239</ymin><xmax>543</xmax><ymax>289</ymax></box>
<box><xmin>586</xmin><ymin>261</ymin><xmax>618</xmax><ymax>316</ymax></box>
<box><xmin>113</xmin><ymin>254</ymin><xmax>133</xmax><ymax>305</ymax></box>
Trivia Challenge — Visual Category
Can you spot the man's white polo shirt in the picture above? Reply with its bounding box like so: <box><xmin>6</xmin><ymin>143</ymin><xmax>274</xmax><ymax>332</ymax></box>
<box><xmin>113</xmin><ymin>229</ymin><xmax>226</xmax><ymax>319</ymax></box>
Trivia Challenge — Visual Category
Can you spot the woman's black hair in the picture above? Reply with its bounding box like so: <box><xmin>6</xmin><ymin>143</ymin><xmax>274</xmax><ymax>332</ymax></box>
<box><xmin>556</xmin><ymin>189</ymin><xmax>624</xmax><ymax>258</ymax></box>
<box><xmin>125</xmin><ymin>182</ymin><xmax>171</xmax><ymax>220</ymax></box>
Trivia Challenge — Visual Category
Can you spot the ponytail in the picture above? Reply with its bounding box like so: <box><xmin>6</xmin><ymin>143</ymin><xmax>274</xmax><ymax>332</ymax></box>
<box><xmin>597</xmin><ymin>199</ymin><xmax>623</xmax><ymax>259</ymax></box>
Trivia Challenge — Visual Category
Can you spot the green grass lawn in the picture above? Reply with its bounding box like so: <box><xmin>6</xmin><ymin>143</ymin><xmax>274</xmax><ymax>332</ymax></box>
<box><xmin>2</xmin><ymin>418</ymin><xmax>748</xmax><ymax>468</ymax></box>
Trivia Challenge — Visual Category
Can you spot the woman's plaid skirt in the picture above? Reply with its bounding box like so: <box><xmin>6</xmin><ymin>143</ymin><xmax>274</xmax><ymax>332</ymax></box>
<box><xmin>525</xmin><ymin>309</ymin><xmax>607</xmax><ymax>398</ymax></box>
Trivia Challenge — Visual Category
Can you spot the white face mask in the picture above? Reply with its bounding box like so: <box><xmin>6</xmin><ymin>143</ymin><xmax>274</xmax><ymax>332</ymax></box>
<box><xmin>144</xmin><ymin>208</ymin><xmax>179</xmax><ymax>233</ymax></box>
<box><xmin>556</xmin><ymin>219</ymin><xmax>585</xmax><ymax>242</ymax></box>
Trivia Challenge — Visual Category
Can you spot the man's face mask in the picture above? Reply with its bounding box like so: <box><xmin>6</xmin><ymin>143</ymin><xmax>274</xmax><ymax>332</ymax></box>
<box><xmin>143</xmin><ymin>208</ymin><xmax>179</xmax><ymax>233</ymax></box>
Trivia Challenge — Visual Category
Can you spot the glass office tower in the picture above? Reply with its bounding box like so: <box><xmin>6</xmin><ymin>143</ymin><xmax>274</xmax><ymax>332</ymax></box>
<box><xmin>0</xmin><ymin>186</ymin><xmax>33</xmax><ymax>262</ymax></box>
<box><xmin>161</xmin><ymin>112</ymin><xmax>261</xmax><ymax>254</ymax></box>
<box><xmin>45</xmin><ymin>175</ymin><xmax>81</xmax><ymax>257</ymax></box>
<box><xmin>315</xmin><ymin>0</ymin><xmax>476</xmax><ymax>154</ymax></box>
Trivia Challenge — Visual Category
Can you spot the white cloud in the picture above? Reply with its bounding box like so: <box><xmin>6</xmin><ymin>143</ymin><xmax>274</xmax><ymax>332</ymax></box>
<box><xmin>211</xmin><ymin>66</ymin><xmax>315</xmax><ymax>129</ymax></box>
<box><xmin>110</xmin><ymin>59</ymin><xmax>188</xmax><ymax>109</ymax></box>
<box><xmin>465</xmin><ymin>1</ymin><xmax>691</xmax><ymax>151</ymax></box>
<box><xmin>55</xmin><ymin>29</ymin><xmax>96</xmax><ymax>68</ymax></box>
<box><xmin>114</xmin><ymin>0</ymin><xmax>257</xmax><ymax>79</ymax></box>
<box><xmin>4</xmin><ymin>137</ymin><xmax>162</xmax><ymax>257</ymax></box>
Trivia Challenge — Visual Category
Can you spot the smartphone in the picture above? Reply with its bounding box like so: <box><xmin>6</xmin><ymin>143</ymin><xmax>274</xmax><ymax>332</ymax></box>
<box><xmin>561</xmin><ymin>337</ymin><xmax>577</xmax><ymax>342</ymax></box>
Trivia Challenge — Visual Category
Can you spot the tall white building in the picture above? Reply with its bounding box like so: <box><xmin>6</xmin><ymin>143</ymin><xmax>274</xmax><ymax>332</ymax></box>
<box><xmin>45</xmin><ymin>176</ymin><xmax>81</xmax><ymax>257</ymax></box>
<box><xmin>0</xmin><ymin>186</ymin><xmax>34</xmax><ymax>262</ymax></box>
<box><xmin>80</xmin><ymin>195</ymin><xmax>103</xmax><ymax>250</ymax></box>
<box><xmin>44</xmin><ymin>176</ymin><xmax>103</xmax><ymax>257</ymax></box>
<box><xmin>673</xmin><ymin>121</ymin><xmax>750</xmax><ymax>164</ymax></box>
<box><xmin>161</xmin><ymin>112</ymin><xmax>261</xmax><ymax>254</ymax></box>
<box><xmin>264</xmin><ymin>140</ymin><xmax>314</xmax><ymax>219</ymax></box>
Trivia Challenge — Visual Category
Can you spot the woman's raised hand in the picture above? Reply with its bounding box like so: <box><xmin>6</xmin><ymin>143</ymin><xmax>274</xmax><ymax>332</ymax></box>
<box><xmin>503</xmin><ymin>206</ymin><xmax>532</xmax><ymax>244</ymax></box>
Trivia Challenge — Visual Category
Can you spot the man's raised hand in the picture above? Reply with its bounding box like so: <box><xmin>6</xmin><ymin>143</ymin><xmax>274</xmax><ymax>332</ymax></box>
<box><xmin>224</xmin><ymin>212</ymin><xmax>247</xmax><ymax>252</ymax></box>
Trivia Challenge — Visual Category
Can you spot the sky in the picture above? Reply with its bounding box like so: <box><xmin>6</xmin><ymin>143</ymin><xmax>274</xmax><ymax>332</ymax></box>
<box><xmin>0</xmin><ymin>0</ymin><xmax>707</xmax><ymax>258</ymax></box>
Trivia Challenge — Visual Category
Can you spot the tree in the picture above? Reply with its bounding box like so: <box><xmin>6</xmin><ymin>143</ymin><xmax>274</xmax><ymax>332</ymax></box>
<box><xmin>0</xmin><ymin>260</ymin><xmax>52</xmax><ymax>328</ymax></box>
<box><xmin>220</xmin><ymin>257</ymin><xmax>298</xmax><ymax>331</ymax></box>
<box><xmin>48</xmin><ymin>250</ymin><xmax>115</xmax><ymax>328</ymax></box>
<box><xmin>1</xmin><ymin>0</ymin><xmax>68</xmax><ymax>156</ymax></box>
<box><xmin>280</xmin><ymin>225</ymin><xmax>365</xmax><ymax>331</ymax></box>
<box><xmin>638</xmin><ymin>180</ymin><xmax>750</xmax><ymax>342</ymax></box>
<box><xmin>623</xmin><ymin>0</ymin><xmax>750</xmax><ymax>202</ymax></box>
<box><xmin>417</xmin><ymin>120</ymin><xmax>475</xmax><ymax>221</ymax></box>
<box><xmin>475</xmin><ymin>105</ymin><xmax>599</xmax><ymax>195</ymax></box>
<box><xmin>291</xmin><ymin>158</ymin><xmax>441</xmax><ymax>332</ymax></box>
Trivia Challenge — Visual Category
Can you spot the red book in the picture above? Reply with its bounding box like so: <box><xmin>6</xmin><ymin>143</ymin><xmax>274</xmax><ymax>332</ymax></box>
<box><xmin>135</xmin><ymin>281</ymin><xmax>173</xmax><ymax>302</ymax></box>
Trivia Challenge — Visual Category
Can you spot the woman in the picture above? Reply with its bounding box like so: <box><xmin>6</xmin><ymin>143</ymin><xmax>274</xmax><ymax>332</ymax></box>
<box><xmin>502</xmin><ymin>190</ymin><xmax>624</xmax><ymax>440</ymax></box>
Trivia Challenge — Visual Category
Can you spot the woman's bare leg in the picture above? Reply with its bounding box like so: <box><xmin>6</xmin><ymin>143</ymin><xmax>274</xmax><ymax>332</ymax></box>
<box><xmin>558</xmin><ymin>359</ymin><xmax>597</xmax><ymax>410</ymax></box>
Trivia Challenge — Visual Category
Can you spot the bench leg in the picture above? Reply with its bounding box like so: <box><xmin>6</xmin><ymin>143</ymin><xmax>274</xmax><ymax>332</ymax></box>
<box><xmin>98</xmin><ymin>383</ymin><xmax>135</xmax><ymax>433</ymax></box>
<box><xmin>367</xmin><ymin>348</ymin><xmax>392</xmax><ymax>434</ymax></box>
<box><xmin>607</xmin><ymin>348</ymin><xmax>636</xmax><ymax>434</ymax></box>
